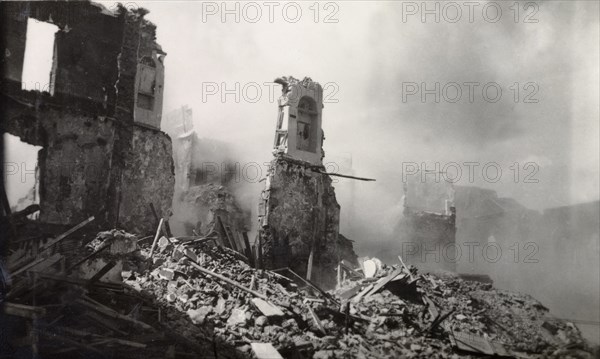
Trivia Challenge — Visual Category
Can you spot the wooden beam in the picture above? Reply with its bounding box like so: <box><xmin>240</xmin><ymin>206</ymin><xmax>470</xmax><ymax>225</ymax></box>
<box><xmin>285</xmin><ymin>267</ymin><xmax>338</xmax><ymax>305</ymax></box>
<box><xmin>397</xmin><ymin>255</ymin><xmax>414</xmax><ymax>281</ymax></box>
<box><xmin>28</xmin><ymin>253</ymin><xmax>62</xmax><ymax>273</ymax></box>
<box><xmin>306</xmin><ymin>249</ymin><xmax>314</xmax><ymax>281</ymax></box>
<box><xmin>77</xmin><ymin>299</ymin><xmax>153</xmax><ymax>330</ymax></box>
<box><xmin>87</xmin><ymin>260</ymin><xmax>117</xmax><ymax>285</ymax></box>
<box><xmin>67</xmin><ymin>242</ymin><xmax>110</xmax><ymax>271</ymax></box>
<box><xmin>251</xmin><ymin>298</ymin><xmax>284</xmax><ymax>317</ymax></box>
<box><xmin>250</xmin><ymin>343</ymin><xmax>283</xmax><ymax>359</ymax></box>
<box><xmin>11</xmin><ymin>257</ymin><xmax>46</xmax><ymax>276</ymax></box>
<box><xmin>149</xmin><ymin>218</ymin><xmax>164</xmax><ymax>258</ymax></box>
<box><xmin>3</xmin><ymin>302</ymin><xmax>46</xmax><ymax>319</ymax></box>
<box><xmin>314</xmin><ymin>170</ymin><xmax>375</xmax><ymax>181</ymax></box>
<box><xmin>39</xmin><ymin>216</ymin><xmax>95</xmax><ymax>253</ymax></box>
<box><xmin>242</xmin><ymin>232</ymin><xmax>254</xmax><ymax>267</ymax></box>
<box><xmin>306</xmin><ymin>305</ymin><xmax>326</xmax><ymax>335</ymax></box>
<box><xmin>185</xmin><ymin>254</ymin><xmax>269</xmax><ymax>301</ymax></box>
<box><xmin>216</xmin><ymin>216</ymin><xmax>236</xmax><ymax>250</ymax></box>
<box><xmin>364</xmin><ymin>268</ymin><xmax>404</xmax><ymax>298</ymax></box>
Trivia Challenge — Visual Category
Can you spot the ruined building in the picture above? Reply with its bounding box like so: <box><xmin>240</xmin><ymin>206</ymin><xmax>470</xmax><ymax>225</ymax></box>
<box><xmin>398</xmin><ymin>175</ymin><xmax>457</xmax><ymax>272</ymax></box>
<box><xmin>1</xmin><ymin>2</ymin><xmax>174</xmax><ymax>234</ymax></box>
<box><xmin>162</xmin><ymin>105</ymin><xmax>251</xmax><ymax>257</ymax></box>
<box><xmin>257</xmin><ymin>76</ymin><xmax>357</xmax><ymax>289</ymax></box>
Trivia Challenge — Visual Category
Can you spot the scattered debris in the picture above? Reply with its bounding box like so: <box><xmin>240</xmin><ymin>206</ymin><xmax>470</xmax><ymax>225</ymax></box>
<box><xmin>2</xmin><ymin>227</ymin><xmax>598</xmax><ymax>358</ymax></box>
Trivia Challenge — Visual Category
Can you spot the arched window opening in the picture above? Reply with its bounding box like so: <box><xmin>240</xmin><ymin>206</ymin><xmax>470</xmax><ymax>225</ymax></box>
<box><xmin>296</xmin><ymin>96</ymin><xmax>318</xmax><ymax>153</ymax></box>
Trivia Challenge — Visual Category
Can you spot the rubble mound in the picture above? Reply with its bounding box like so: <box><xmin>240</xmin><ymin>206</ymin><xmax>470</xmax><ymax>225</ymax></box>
<box><xmin>125</xmin><ymin>235</ymin><xmax>597</xmax><ymax>358</ymax></box>
<box><xmin>177</xmin><ymin>183</ymin><xmax>249</xmax><ymax>236</ymax></box>
<box><xmin>3</xmin><ymin>229</ymin><xmax>597</xmax><ymax>358</ymax></box>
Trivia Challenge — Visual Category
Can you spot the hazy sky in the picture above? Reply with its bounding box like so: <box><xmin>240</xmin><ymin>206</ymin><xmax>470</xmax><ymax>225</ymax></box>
<box><xmin>3</xmin><ymin>2</ymin><xmax>599</xmax><ymax>340</ymax></box>
<box><xmin>135</xmin><ymin>0</ymin><xmax>599</xmax><ymax>239</ymax></box>
<box><xmin>5</xmin><ymin>1</ymin><xmax>599</xmax><ymax>244</ymax></box>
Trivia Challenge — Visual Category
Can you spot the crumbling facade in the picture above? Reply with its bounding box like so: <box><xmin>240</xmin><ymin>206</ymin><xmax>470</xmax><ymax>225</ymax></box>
<box><xmin>162</xmin><ymin>105</ymin><xmax>251</xmax><ymax>242</ymax></box>
<box><xmin>0</xmin><ymin>1</ymin><xmax>173</xmax><ymax>234</ymax></box>
<box><xmin>258</xmin><ymin>76</ymin><xmax>357</xmax><ymax>289</ymax></box>
<box><xmin>398</xmin><ymin>176</ymin><xmax>457</xmax><ymax>272</ymax></box>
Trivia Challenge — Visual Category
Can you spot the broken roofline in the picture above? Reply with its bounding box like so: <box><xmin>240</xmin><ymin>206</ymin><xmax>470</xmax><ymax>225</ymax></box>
<box><xmin>6</xmin><ymin>1</ymin><xmax>158</xmax><ymax>31</ymax></box>
<box><xmin>2</xmin><ymin>1</ymin><xmax>165</xmax><ymax>125</ymax></box>
<box><xmin>1</xmin><ymin>0</ymin><xmax>174</xmax><ymax>233</ymax></box>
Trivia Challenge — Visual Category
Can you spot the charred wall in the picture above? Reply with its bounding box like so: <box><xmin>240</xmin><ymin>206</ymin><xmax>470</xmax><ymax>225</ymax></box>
<box><xmin>0</xmin><ymin>1</ymin><xmax>173</xmax><ymax>234</ymax></box>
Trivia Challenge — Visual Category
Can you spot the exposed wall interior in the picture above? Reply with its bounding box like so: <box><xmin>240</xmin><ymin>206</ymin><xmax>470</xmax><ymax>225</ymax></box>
<box><xmin>0</xmin><ymin>1</ymin><xmax>174</xmax><ymax>234</ymax></box>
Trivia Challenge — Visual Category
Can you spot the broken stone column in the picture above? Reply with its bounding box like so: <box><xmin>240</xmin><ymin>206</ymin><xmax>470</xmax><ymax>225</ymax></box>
<box><xmin>258</xmin><ymin>76</ymin><xmax>357</xmax><ymax>289</ymax></box>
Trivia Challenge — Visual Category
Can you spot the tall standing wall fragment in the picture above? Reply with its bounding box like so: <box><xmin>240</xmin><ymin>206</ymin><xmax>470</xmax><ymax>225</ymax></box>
<box><xmin>258</xmin><ymin>77</ymin><xmax>357</xmax><ymax>289</ymax></box>
<box><xmin>0</xmin><ymin>1</ymin><xmax>173</xmax><ymax>234</ymax></box>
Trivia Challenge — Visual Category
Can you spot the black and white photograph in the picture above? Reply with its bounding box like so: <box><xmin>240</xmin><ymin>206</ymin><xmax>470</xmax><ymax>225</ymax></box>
<box><xmin>1</xmin><ymin>1</ymin><xmax>599</xmax><ymax>357</ymax></box>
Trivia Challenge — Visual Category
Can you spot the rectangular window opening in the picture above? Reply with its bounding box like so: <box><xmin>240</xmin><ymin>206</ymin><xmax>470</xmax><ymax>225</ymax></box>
<box><xmin>21</xmin><ymin>19</ymin><xmax>59</xmax><ymax>93</ymax></box>
<box><xmin>3</xmin><ymin>133</ymin><xmax>42</xmax><ymax>219</ymax></box>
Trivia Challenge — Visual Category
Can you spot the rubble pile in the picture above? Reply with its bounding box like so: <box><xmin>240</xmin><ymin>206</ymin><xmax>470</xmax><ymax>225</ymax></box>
<box><xmin>123</xmin><ymin>232</ymin><xmax>597</xmax><ymax>358</ymax></box>
<box><xmin>176</xmin><ymin>183</ymin><xmax>250</xmax><ymax>237</ymax></box>
<box><xmin>2</xmin><ymin>225</ymin><xmax>598</xmax><ymax>358</ymax></box>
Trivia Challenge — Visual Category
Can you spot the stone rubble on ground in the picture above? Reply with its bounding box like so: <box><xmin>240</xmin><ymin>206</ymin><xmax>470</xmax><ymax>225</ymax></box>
<box><xmin>116</xmin><ymin>231</ymin><xmax>598</xmax><ymax>359</ymax></box>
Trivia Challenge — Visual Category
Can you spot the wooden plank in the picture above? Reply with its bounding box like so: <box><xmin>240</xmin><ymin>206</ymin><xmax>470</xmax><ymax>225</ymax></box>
<box><xmin>285</xmin><ymin>268</ymin><xmax>338</xmax><ymax>305</ymax></box>
<box><xmin>57</xmin><ymin>326</ymin><xmax>147</xmax><ymax>348</ymax></box>
<box><xmin>87</xmin><ymin>260</ymin><xmax>117</xmax><ymax>285</ymax></box>
<box><xmin>185</xmin><ymin>254</ymin><xmax>269</xmax><ymax>301</ymax></box>
<box><xmin>450</xmin><ymin>330</ymin><xmax>495</xmax><ymax>355</ymax></box>
<box><xmin>364</xmin><ymin>268</ymin><xmax>403</xmax><ymax>298</ymax></box>
<box><xmin>422</xmin><ymin>295</ymin><xmax>439</xmax><ymax>319</ymax></box>
<box><xmin>11</xmin><ymin>257</ymin><xmax>46</xmax><ymax>276</ymax></box>
<box><xmin>340</xmin><ymin>260</ymin><xmax>363</xmax><ymax>278</ymax></box>
<box><xmin>224</xmin><ymin>226</ymin><xmax>237</xmax><ymax>251</ymax></box>
<box><xmin>28</xmin><ymin>253</ymin><xmax>62</xmax><ymax>273</ymax></box>
<box><xmin>32</xmin><ymin>272</ymin><xmax>122</xmax><ymax>290</ymax></box>
<box><xmin>339</xmin><ymin>285</ymin><xmax>362</xmax><ymax>301</ymax></box>
<box><xmin>77</xmin><ymin>299</ymin><xmax>153</xmax><ymax>330</ymax></box>
<box><xmin>8</xmin><ymin>216</ymin><xmax>94</xmax><ymax>275</ymax></box>
<box><xmin>306</xmin><ymin>249</ymin><xmax>314</xmax><ymax>280</ymax></box>
<box><xmin>306</xmin><ymin>305</ymin><xmax>326</xmax><ymax>335</ymax></box>
<box><xmin>39</xmin><ymin>331</ymin><xmax>103</xmax><ymax>355</ymax></box>
<box><xmin>84</xmin><ymin>312</ymin><xmax>128</xmax><ymax>336</ymax></box>
<box><xmin>425</xmin><ymin>309</ymin><xmax>455</xmax><ymax>333</ymax></box>
<box><xmin>216</xmin><ymin>216</ymin><xmax>235</xmax><ymax>249</ymax></box>
<box><xmin>230</xmin><ymin>228</ymin><xmax>244</xmax><ymax>252</ymax></box>
<box><xmin>149</xmin><ymin>218</ymin><xmax>164</xmax><ymax>258</ymax></box>
<box><xmin>67</xmin><ymin>242</ymin><xmax>110</xmax><ymax>271</ymax></box>
<box><xmin>40</xmin><ymin>216</ymin><xmax>95</xmax><ymax>253</ymax></box>
<box><xmin>251</xmin><ymin>298</ymin><xmax>284</xmax><ymax>317</ymax></box>
<box><xmin>163</xmin><ymin>218</ymin><xmax>174</xmax><ymax>238</ymax></box>
<box><xmin>250</xmin><ymin>343</ymin><xmax>284</xmax><ymax>359</ymax></box>
<box><xmin>351</xmin><ymin>284</ymin><xmax>373</xmax><ymax>303</ymax></box>
<box><xmin>314</xmin><ymin>169</ymin><xmax>376</xmax><ymax>181</ymax></box>
<box><xmin>397</xmin><ymin>255</ymin><xmax>414</xmax><ymax>281</ymax></box>
<box><xmin>3</xmin><ymin>303</ymin><xmax>46</xmax><ymax>319</ymax></box>
<box><xmin>242</xmin><ymin>232</ymin><xmax>254</xmax><ymax>267</ymax></box>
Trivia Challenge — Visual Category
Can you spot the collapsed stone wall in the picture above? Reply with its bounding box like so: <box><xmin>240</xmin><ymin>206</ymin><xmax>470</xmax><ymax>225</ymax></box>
<box><xmin>258</xmin><ymin>156</ymin><xmax>357</xmax><ymax>289</ymax></box>
<box><xmin>1</xmin><ymin>101</ymin><xmax>116</xmax><ymax>225</ymax></box>
<box><xmin>397</xmin><ymin>208</ymin><xmax>457</xmax><ymax>273</ymax></box>
<box><xmin>0</xmin><ymin>1</ymin><xmax>173</xmax><ymax>235</ymax></box>
<box><xmin>119</xmin><ymin>127</ymin><xmax>174</xmax><ymax>233</ymax></box>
